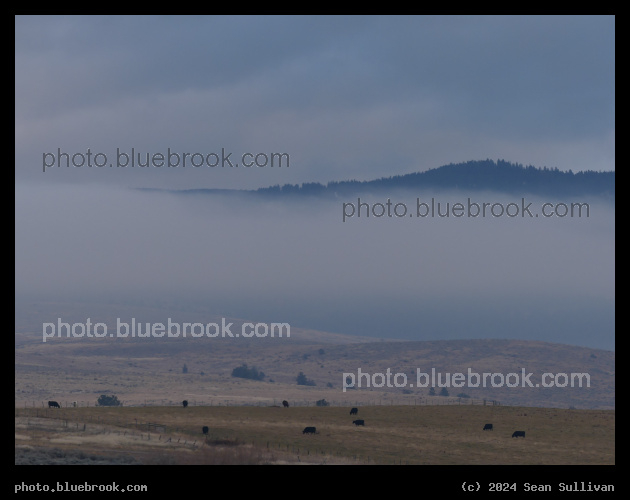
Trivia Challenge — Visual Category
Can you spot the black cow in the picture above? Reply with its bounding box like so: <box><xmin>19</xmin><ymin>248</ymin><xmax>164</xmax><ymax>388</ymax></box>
<box><xmin>352</xmin><ymin>419</ymin><xmax>365</xmax><ymax>426</ymax></box>
<box><xmin>202</xmin><ymin>426</ymin><xmax>209</xmax><ymax>435</ymax></box>
<box><xmin>282</xmin><ymin>400</ymin><xmax>289</xmax><ymax>408</ymax></box>
<box><xmin>350</xmin><ymin>407</ymin><xmax>358</xmax><ymax>415</ymax></box>
<box><xmin>512</xmin><ymin>430</ymin><xmax>526</xmax><ymax>438</ymax></box>
<box><xmin>48</xmin><ymin>401</ymin><xmax>60</xmax><ymax>408</ymax></box>
<box><xmin>303</xmin><ymin>426</ymin><xmax>317</xmax><ymax>434</ymax></box>
<box><xmin>182</xmin><ymin>400</ymin><xmax>188</xmax><ymax>408</ymax></box>
<box><xmin>483</xmin><ymin>423</ymin><xmax>493</xmax><ymax>431</ymax></box>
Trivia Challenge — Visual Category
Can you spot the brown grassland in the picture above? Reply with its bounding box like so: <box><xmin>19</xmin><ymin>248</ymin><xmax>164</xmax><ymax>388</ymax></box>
<box><xmin>15</xmin><ymin>404</ymin><xmax>614</xmax><ymax>465</ymax></box>
<box><xmin>15</xmin><ymin>302</ymin><xmax>615</xmax><ymax>465</ymax></box>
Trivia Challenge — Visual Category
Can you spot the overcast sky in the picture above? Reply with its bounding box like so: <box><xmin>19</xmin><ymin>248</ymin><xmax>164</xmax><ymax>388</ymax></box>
<box><xmin>16</xmin><ymin>15</ymin><xmax>614</xmax><ymax>190</ymax></box>
<box><xmin>15</xmin><ymin>16</ymin><xmax>615</xmax><ymax>351</ymax></box>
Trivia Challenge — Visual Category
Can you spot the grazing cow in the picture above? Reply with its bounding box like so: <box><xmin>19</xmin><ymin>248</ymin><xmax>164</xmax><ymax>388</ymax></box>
<box><xmin>182</xmin><ymin>400</ymin><xmax>188</xmax><ymax>408</ymax></box>
<box><xmin>352</xmin><ymin>419</ymin><xmax>365</xmax><ymax>426</ymax></box>
<box><xmin>48</xmin><ymin>401</ymin><xmax>60</xmax><ymax>408</ymax></box>
<box><xmin>202</xmin><ymin>426</ymin><xmax>209</xmax><ymax>435</ymax></box>
<box><xmin>350</xmin><ymin>407</ymin><xmax>358</xmax><ymax>415</ymax></box>
<box><xmin>512</xmin><ymin>431</ymin><xmax>526</xmax><ymax>438</ymax></box>
<box><xmin>282</xmin><ymin>400</ymin><xmax>289</xmax><ymax>408</ymax></box>
<box><xmin>302</xmin><ymin>426</ymin><xmax>317</xmax><ymax>434</ymax></box>
<box><xmin>483</xmin><ymin>423</ymin><xmax>493</xmax><ymax>431</ymax></box>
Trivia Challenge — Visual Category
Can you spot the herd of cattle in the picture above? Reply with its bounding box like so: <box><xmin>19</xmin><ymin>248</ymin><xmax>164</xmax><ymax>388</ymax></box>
<box><xmin>47</xmin><ymin>399</ymin><xmax>526</xmax><ymax>438</ymax></box>
<box><xmin>294</xmin><ymin>406</ymin><xmax>526</xmax><ymax>437</ymax></box>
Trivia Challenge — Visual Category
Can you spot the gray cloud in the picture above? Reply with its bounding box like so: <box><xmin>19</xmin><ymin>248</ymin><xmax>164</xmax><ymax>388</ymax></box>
<box><xmin>16</xmin><ymin>15</ymin><xmax>614</xmax><ymax>190</ymax></box>
<box><xmin>15</xmin><ymin>16</ymin><xmax>615</xmax><ymax>350</ymax></box>
<box><xmin>15</xmin><ymin>184</ymin><xmax>615</xmax><ymax>350</ymax></box>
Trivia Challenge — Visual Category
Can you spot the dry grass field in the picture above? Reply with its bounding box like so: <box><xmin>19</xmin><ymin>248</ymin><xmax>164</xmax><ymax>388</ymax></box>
<box><xmin>15</xmin><ymin>404</ymin><xmax>614</xmax><ymax>465</ymax></box>
<box><xmin>15</xmin><ymin>326</ymin><xmax>614</xmax><ymax>410</ymax></box>
<box><xmin>15</xmin><ymin>301</ymin><xmax>615</xmax><ymax>467</ymax></box>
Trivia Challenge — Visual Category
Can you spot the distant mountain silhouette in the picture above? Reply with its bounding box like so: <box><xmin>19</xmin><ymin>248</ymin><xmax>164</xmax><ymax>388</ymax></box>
<box><xmin>256</xmin><ymin>159</ymin><xmax>614</xmax><ymax>199</ymax></box>
<box><xmin>143</xmin><ymin>159</ymin><xmax>615</xmax><ymax>199</ymax></box>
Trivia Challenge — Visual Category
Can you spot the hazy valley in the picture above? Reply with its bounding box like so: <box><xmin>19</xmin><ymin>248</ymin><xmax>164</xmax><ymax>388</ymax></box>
<box><xmin>15</xmin><ymin>301</ymin><xmax>614</xmax><ymax>411</ymax></box>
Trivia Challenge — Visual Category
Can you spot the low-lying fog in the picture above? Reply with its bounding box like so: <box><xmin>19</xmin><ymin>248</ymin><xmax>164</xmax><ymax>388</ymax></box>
<box><xmin>15</xmin><ymin>183</ymin><xmax>615</xmax><ymax>351</ymax></box>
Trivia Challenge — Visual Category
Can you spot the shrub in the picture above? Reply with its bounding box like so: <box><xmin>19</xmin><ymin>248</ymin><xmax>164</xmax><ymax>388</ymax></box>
<box><xmin>296</xmin><ymin>372</ymin><xmax>316</xmax><ymax>386</ymax></box>
<box><xmin>96</xmin><ymin>394</ymin><xmax>122</xmax><ymax>407</ymax></box>
<box><xmin>231</xmin><ymin>364</ymin><xmax>265</xmax><ymax>381</ymax></box>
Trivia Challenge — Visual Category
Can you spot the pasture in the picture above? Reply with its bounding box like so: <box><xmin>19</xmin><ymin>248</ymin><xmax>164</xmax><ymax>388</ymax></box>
<box><xmin>15</xmin><ymin>404</ymin><xmax>614</xmax><ymax>465</ymax></box>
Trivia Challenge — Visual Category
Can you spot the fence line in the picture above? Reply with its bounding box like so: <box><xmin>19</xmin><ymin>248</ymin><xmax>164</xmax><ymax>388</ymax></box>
<box><xmin>17</xmin><ymin>396</ymin><xmax>501</xmax><ymax>409</ymax></box>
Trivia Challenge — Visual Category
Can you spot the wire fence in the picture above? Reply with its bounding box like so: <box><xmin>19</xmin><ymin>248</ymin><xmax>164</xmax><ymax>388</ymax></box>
<box><xmin>16</xmin><ymin>396</ymin><xmax>501</xmax><ymax>409</ymax></box>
